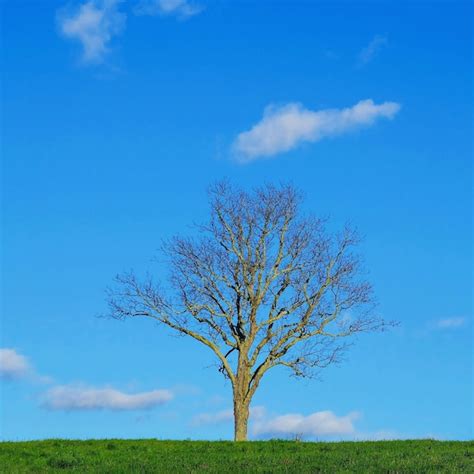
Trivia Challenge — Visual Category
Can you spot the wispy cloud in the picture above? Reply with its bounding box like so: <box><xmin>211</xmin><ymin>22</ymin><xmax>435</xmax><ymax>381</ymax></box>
<box><xmin>192</xmin><ymin>405</ymin><xmax>266</xmax><ymax>427</ymax></box>
<box><xmin>435</xmin><ymin>317</ymin><xmax>468</xmax><ymax>329</ymax></box>
<box><xmin>192</xmin><ymin>408</ymin><xmax>233</xmax><ymax>426</ymax></box>
<box><xmin>57</xmin><ymin>0</ymin><xmax>126</xmax><ymax>65</ymax></box>
<box><xmin>358</xmin><ymin>35</ymin><xmax>388</xmax><ymax>66</ymax></box>
<box><xmin>41</xmin><ymin>384</ymin><xmax>173</xmax><ymax>411</ymax></box>
<box><xmin>134</xmin><ymin>0</ymin><xmax>203</xmax><ymax>18</ymax></box>
<box><xmin>252</xmin><ymin>410</ymin><xmax>360</xmax><ymax>439</ymax></box>
<box><xmin>233</xmin><ymin>99</ymin><xmax>400</xmax><ymax>162</ymax></box>
<box><xmin>0</xmin><ymin>348</ymin><xmax>52</xmax><ymax>384</ymax></box>
<box><xmin>0</xmin><ymin>348</ymin><xmax>31</xmax><ymax>380</ymax></box>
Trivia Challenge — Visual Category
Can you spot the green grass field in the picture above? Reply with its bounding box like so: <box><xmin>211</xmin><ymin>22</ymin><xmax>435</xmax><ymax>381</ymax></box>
<box><xmin>0</xmin><ymin>439</ymin><xmax>472</xmax><ymax>473</ymax></box>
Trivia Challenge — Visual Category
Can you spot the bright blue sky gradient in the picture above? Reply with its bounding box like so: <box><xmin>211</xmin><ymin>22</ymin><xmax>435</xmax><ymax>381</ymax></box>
<box><xmin>1</xmin><ymin>0</ymin><xmax>472</xmax><ymax>441</ymax></box>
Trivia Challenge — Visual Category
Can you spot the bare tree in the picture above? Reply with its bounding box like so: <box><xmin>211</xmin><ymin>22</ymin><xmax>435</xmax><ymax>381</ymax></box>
<box><xmin>107</xmin><ymin>181</ymin><xmax>390</xmax><ymax>441</ymax></box>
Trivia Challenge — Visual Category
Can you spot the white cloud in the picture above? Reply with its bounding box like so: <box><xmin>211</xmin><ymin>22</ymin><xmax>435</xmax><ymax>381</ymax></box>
<box><xmin>58</xmin><ymin>0</ymin><xmax>126</xmax><ymax>64</ymax></box>
<box><xmin>191</xmin><ymin>406</ymin><xmax>401</xmax><ymax>441</ymax></box>
<box><xmin>252</xmin><ymin>410</ymin><xmax>360</xmax><ymax>438</ymax></box>
<box><xmin>0</xmin><ymin>348</ymin><xmax>31</xmax><ymax>380</ymax></box>
<box><xmin>134</xmin><ymin>0</ymin><xmax>203</xmax><ymax>18</ymax></box>
<box><xmin>358</xmin><ymin>35</ymin><xmax>388</xmax><ymax>66</ymax></box>
<box><xmin>0</xmin><ymin>348</ymin><xmax>52</xmax><ymax>384</ymax></box>
<box><xmin>41</xmin><ymin>384</ymin><xmax>173</xmax><ymax>411</ymax></box>
<box><xmin>435</xmin><ymin>317</ymin><xmax>467</xmax><ymax>329</ymax></box>
<box><xmin>232</xmin><ymin>99</ymin><xmax>401</xmax><ymax>162</ymax></box>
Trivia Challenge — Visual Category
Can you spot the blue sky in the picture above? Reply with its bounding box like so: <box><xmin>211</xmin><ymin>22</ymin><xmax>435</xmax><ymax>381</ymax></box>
<box><xmin>1</xmin><ymin>0</ymin><xmax>472</xmax><ymax>441</ymax></box>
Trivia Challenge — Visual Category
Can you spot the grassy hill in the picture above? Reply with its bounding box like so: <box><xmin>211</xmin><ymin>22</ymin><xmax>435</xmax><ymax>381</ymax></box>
<box><xmin>0</xmin><ymin>439</ymin><xmax>472</xmax><ymax>473</ymax></box>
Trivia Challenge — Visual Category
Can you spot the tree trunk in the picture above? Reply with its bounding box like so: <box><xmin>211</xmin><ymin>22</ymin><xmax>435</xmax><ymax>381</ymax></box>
<box><xmin>233</xmin><ymin>394</ymin><xmax>250</xmax><ymax>441</ymax></box>
<box><xmin>233</xmin><ymin>353</ymin><xmax>251</xmax><ymax>441</ymax></box>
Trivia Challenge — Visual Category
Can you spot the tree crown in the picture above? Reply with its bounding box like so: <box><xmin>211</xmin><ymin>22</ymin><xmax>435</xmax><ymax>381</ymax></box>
<box><xmin>107</xmin><ymin>181</ymin><xmax>388</xmax><ymax>389</ymax></box>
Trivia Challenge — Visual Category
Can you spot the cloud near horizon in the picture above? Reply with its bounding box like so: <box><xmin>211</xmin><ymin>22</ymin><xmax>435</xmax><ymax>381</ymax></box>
<box><xmin>252</xmin><ymin>410</ymin><xmax>361</xmax><ymax>438</ymax></box>
<box><xmin>58</xmin><ymin>0</ymin><xmax>126</xmax><ymax>64</ymax></box>
<box><xmin>192</xmin><ymin>406</ymin><xmax>361</xmax><ymax>439</ymax></box>
<box><xmin>192</xmin><ymin>405</ymin><xmax>266</xmax><ymax>426</ymax></box>
<box><xmin>41</xmin><ymin>384</ymin><xmax>173</xmax><ymax>411</ymax></box>
<box><xmin>232</xmin><ymin>99</ymin><xmax>400</xmax><ymax>162</ymax></box>
<box><xmin>134</xmin><ymin>0</ymin><xmax>203</xmax><ymax>18</ymax></box>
